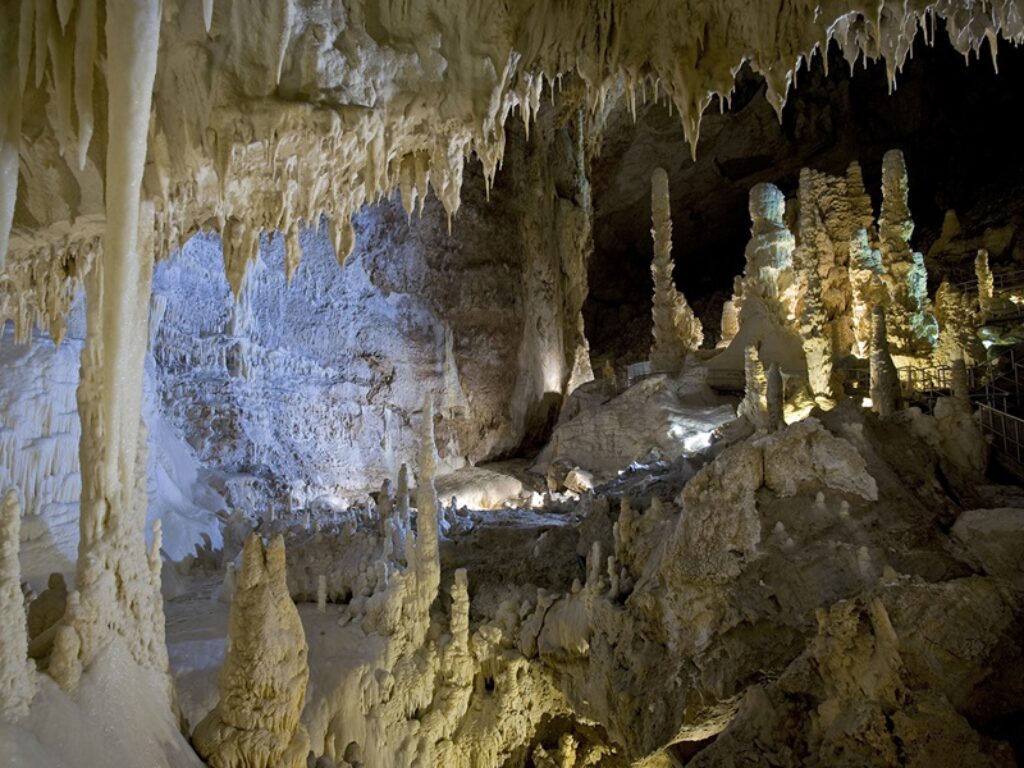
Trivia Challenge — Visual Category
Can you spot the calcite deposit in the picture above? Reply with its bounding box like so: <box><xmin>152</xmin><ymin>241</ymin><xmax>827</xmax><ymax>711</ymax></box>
<box><xmin>2</xmin><ymin>2</ymin><xmax>1024</xmax><ymax>768</ymax></box>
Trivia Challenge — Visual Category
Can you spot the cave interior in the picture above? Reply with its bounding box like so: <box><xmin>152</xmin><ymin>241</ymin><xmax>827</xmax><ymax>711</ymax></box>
<box><xmin>2</xmin><ymin>4</ymin><xmax>1024</xmax><ymax>768</ymax></box>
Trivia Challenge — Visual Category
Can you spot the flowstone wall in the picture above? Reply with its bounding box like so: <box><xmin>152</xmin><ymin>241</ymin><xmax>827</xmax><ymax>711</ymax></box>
<box><xmin>150</xmin><ymin>138</ymin><xmax>589</xmax><ymax>514</ymax></box>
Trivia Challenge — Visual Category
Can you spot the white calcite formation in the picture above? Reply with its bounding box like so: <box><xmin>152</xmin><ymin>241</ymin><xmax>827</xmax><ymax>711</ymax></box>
<box><xmin>709</xmin><ymin>182</ymin><xmax>805</xmax><ymax>378</ymax></box>
<box><xmin>737</xmin><ymin>345</ymin><xmax>770</xmax><ymax>432</ymax></box>
<box><xmin>649</xmin><ymin>167</ymin><xmax>702</xmax><ymax>372</ymax></box>
<box><xmin>193</xmin><ymin>533</ymin><xmax>311</xmax><ymax>768</ymax></box>
<box><xmin>878</xmin><ymin>150</ymin><xmax>938</xmax><ymax>356</ymax></box>
<box><xmin>1</xmin><ymin>2</ymin><xmax>1022</xmax><ymax>767</ymax></box>
<box><xmin>934</xmin><ymin>280</ymin><xmax>981</xmax><ymax>365</ymax></box>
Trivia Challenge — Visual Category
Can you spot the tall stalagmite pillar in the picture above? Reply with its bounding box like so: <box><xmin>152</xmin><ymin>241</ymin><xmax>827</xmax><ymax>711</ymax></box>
<box><xmin>649</xmin><ymin>168</ymin><xmax>702</xmax><ymax>372</ymax></box>
<box><xmin>869</xmin><ymin>306</ymin><xmax>901</xmax><ymax>418</ymax></box>
<box><xmin>55</xmin><ymin>1</ymin><xmax>168</xmax><ymax>687</ymax></box>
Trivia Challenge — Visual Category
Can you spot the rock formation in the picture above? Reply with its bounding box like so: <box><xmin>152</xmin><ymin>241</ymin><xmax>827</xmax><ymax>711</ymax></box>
<box><xmin>766</xmin><ymin>362</ymin><xmax>785</xmax><ymax>432</ymax></box>
<box><xmin>0</xmin><ymin>490</ymin><xmax>36</xmax><ymax>722</ymax></box>
<box><xmin>976</xmin><ymin>248</ymin><xmax>995</xmax><ymax>321</ymax></box>
<box><xmin>878</xmin><ymin>150</ymin><xmax>938</xmax><ymax>356</ymax></box>
<box><xmin>649</xmin><ymin>167</ymin><xmax>702</xmax><ymax>372</ymax></box>
<box><xmin>849</xmin><ymin>228</ymin><xmax>886</xmax><ymax>358</ymax></box>
<box><xmin>2</xmin><ymin>3</ymin><xmax>1024</xmax><ymax>767</ymax></box>
<box><xmin>869</xmin><ymin>306</ymin><xmax>902</xmax><ymax>418</ymax></box>
<box><xmin>934</xmin><ymin>280</ymin><xmax>981</xmax><ymax>365</ymax></box>
<box><xmin>738</xmin><ymin>345</ymin><xmax>770</xmax><ymax>431</ymax></box>
<box><xmin>193</xmin><ymin>533</ymin><xmax>311</xmax><ymax>768</ymax></box>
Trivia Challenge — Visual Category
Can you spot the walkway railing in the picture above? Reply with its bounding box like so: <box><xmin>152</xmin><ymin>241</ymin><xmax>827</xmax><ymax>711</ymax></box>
<box><xmin>954</xmin><ymin>265</ymin><xmax>1024</xmax><ymax>294</ymax></box>
<box><xmin>978</xmin><ymin>403</ymin><xmax>1024</xmax><ymax>471</ymax></box>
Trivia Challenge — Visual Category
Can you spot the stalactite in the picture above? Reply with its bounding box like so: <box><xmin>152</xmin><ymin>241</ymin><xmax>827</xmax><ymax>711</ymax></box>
<box><xmin>0</xmin><ymin>2</ymin><xmax>20</xmax><ymax>272</ymax></box>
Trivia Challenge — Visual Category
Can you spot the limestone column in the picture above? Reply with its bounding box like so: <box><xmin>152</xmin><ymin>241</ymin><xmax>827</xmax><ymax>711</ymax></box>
<box><xmin>650</xmin><ymin>168</ymin><xmax>702</xmax><ymax>372</ymax></box>
<box><xmin>869</xmin><ymin>306</ymin><xmax>901</xmax><ymax>418</ymax></box>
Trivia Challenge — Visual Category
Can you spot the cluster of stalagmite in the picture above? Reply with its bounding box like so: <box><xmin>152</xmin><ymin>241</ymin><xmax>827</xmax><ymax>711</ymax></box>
<box><xmin>649</xmin><ymin>167</ymin><xmax>702</xmax><ymax>372</ymax></box>
<box><xmin>1</xmin><ymin>1</ymin><xmax>1020</xmax><ymax>765</ymax></box>
<box><xmin>715</xmin><ymin>147</ymin><xmax>988</xmax><ymax>411</ymax></box>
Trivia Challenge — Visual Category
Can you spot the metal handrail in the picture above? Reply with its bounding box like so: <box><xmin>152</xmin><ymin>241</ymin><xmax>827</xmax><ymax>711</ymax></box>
<box><xmin>955</xmin><ymin>266</ymin><xmax>1024</xmax><ymax>294</ymax></box>
<box><xmin>978</xmin><ymin>403</ymin><xmax>1024</xmax><ymax>468</ymax></box>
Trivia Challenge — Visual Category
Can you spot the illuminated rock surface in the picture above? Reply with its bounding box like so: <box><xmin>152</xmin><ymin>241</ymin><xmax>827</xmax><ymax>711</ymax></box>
<box><xmin>1</xmin><ymin>2</ymin><xmax>1024</xmax><ymax>767</ymax></box>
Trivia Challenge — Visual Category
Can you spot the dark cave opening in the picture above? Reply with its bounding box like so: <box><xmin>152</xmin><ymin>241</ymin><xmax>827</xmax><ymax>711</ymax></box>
<box><xmin>585</xmin><ymin>26</ymin><xmax>1024</xmax><ymax>365</ymax></box>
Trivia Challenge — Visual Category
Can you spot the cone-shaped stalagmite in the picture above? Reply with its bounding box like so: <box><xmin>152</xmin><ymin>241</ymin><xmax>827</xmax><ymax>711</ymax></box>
<box><xmin>193</xmin><ymin>533</ymin><xmax>310</xmax><ymax>768</ymax></box>
<box><xmin>649</xmin><ymin>168</ymin><xmax>702</xmax><ymax>372</ymax></box>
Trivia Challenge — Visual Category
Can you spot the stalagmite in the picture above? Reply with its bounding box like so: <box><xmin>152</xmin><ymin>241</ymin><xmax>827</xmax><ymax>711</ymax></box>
<box><xmin>934</xmin><ymin>280</ymin><xmax>981</xmax><ymax>365</ymax></box>
<box><xmin>951</xmin><ymin>356</ymin><xmax>971</xmax><ymax>406</ymax></box>
<box><xmin>413</xmin><ymin>395</ymin><xmax>441</xmax><ymax>616</ymax></box>
<box><xmin>869</xmin><ymin>306</ymin><xmax>901</xmax><ymax>418</ymax></box>
<box><xmin>738</xmin><ymin>346</ymin><xmax>769</xmax><ymax>431</ymax></box>
<box><xmin>849</xmin><ymin>228</ymin><xmax>886</xmax><ymax>358</ymax></box>
<box><xmin>846</xmin><ymin>162</ymin><xmax>875</xmax><ymax>245</ymax></box>
<box><xmin>0</xmin><ymin>490</ymin><xmax>36</xmax><ymax>723</ymax></box>
<box><xmin>718</xmin><ymin>298</ymin><xmax>740</xmax><ymax>347</ymax></box>
<box><xmin>976</xmin><ymin>249</ymin><xmax>994</xmax><ymax>321</ymax></box>
<box><xmin>766</xmin><ymin>363</ymin><xmax>785</xmax><ymax>432</ymax></box>
<box><xmin>193</xmin><ymin>533</ymin><xmax>310</xmax><ymax>768</ymax></box>
<box><xmin>649</xmin><ymin>168</ymin><xmax>702</xmax><ymax>372</ymax></box>
<box><xmin>878</xmin><ymin>150</ymin><xmax>937</xmax><ymax>355</ymax></box>
<box><xmin>742</xmin><ymin>182</ymin><xmax>797</xmax><ymax>314</ymax></box>
<box><xmin>798</xmin><ymin>217</ymin><xmax>834</xmax><ymax>399</ymax></box>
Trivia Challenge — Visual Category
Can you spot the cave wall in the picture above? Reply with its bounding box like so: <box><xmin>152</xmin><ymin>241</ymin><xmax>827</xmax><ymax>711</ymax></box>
<box><xmin>149</xmin><ymin>119</ymin><xmax>590</xmax><ymax>513</ymax></box>
<box><xmin>0</xmin><ymin>303</ymin><xmax>225</xmax><ymax>587</ymax></box>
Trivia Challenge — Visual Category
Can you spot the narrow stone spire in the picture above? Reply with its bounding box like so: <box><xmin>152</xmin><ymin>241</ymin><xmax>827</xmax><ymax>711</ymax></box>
<box><xmin>976</xmin><ymin>249</ymin><xmax>994</xmax><ymax>322</ymax></box>
<box><xmin>869</xmin><ymin>306</ymin><xmax>901</xmax><ymax>418</ymax></box>
<box><xmin>649</xmin><ymin>167</ymin><xmax>702</xmax><ymax>372</ymax></box>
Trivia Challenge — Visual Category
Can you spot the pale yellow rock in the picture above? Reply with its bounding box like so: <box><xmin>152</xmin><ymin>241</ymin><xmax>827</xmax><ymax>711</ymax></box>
<box><xmin>649</xmin><ymin>168</ymin><xmax>702</xmax><ymax>372</ymax></box>
<box><xmin>193</xmin><ymin>533</ymin><xmax>311</xmax><ymax>768</ymax></box>
<box><xmin>0</xmin><ymin>490</ymin><xmax>36</xmax><ymax>723</ymax></box>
